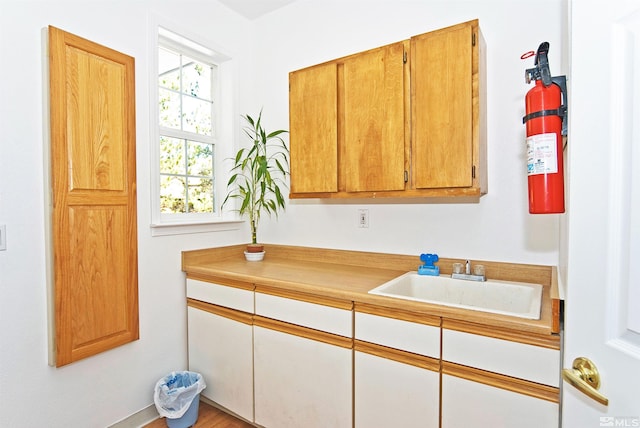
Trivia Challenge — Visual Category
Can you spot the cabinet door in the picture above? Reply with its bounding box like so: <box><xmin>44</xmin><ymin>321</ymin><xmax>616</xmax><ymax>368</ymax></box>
<box><xmin>441</xmin><ymin>374</ymin><xmax>559</xmax><ymax>428</ymax></box>
<box><xmin>343</xmin><ymin>41</ymin><xmax>407</xmax><ymax>192</ymax></box>
<box><xmin>355</xmin><ymin>350</ymin><xmax>439</xmax><ymax>428</ymax></box>
<box><xmin>254</xmin><ymin>324</ymin><xmax>352</xmax><ymax>428</ymax></box>
<box><xmin>48</xmin><ymin>26</ymin><xmax>138</xmax><ymax>367</ymax></box>
<box><xmin>289</xmin><ymin>62</ymin><xmax>338</xmax><ymax>194</ymax></box>
<box><xmin>187</xmin><ymin>303</ymin><xmax>253</xmax><ymax>422</ymax></box>
<box><xmin>411</xmin><ymin>21</ymin><xmax>474</xmax><ymax>189</ymax></box>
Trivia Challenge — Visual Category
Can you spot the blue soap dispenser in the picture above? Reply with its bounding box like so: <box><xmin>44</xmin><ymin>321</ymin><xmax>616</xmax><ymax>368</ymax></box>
<box><xmin>418</xmin><ymin>253</ymin><xmax>440</xmax><ymax>276</ymax></box>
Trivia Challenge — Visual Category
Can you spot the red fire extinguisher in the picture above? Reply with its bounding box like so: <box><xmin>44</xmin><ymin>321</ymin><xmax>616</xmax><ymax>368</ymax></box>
<box><xmin>522</xmin><ymin>42</ymin><xmax>567</xmax><ymax>214</ymax></box>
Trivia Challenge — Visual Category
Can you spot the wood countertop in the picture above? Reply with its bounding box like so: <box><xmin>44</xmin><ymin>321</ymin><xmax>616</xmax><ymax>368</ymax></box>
<box><xmin>182</xmin><ymin>244</ymin><xmax>561</xmax><ymax>345</ymax></box>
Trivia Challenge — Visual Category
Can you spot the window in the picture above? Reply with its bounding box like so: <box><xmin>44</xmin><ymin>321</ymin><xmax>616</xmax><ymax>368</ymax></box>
<box><xmin>158</xmin><ymin>42</ymin><xmax>215</xmax><ymax>215</ymax></box>
<box><xmin>152</xmin><ymin>25</ymin><xmax>239</xmax><ymax>234</ymax></box>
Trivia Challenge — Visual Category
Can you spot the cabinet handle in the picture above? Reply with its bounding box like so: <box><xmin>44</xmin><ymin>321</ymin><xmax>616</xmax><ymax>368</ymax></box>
<box><xmin>562</xmin><ymin>357</ymin><xmax>608</xmax><ymax>406</ymax></box>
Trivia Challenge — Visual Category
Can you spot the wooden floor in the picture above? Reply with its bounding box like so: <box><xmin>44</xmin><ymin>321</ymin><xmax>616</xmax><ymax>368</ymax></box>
<box><xmin>144</xmin><ymin>400</ymin><xmax>254</xmax><ymax>428</ymax></box>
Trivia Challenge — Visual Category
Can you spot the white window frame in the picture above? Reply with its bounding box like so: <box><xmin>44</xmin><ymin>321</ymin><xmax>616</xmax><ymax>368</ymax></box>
<box><xmin>150</xmin><ymin>18</ymin><xmax>241</xmax><ymax>236</ymax></box>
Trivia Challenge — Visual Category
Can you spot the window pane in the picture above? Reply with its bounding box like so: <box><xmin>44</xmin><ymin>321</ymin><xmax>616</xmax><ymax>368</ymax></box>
<box><xmin>159</xmin><ymin>88</ymin><xmax>181</xmax><ymax>129</ymax></box>
<box><xmin>158</xmin><ymin>47</ymin><xmax>180</xmax><ymax>90</ymax></box>
<box><xmin>187</xmin><ymin>141</ymin><xmax>213</xmax><ymax>177</ymax></box>
<box><xmin>160</xmin><ymin>175</ymin><xmax>186</xmax><ymax>213</ymax></box>
<box><xmin>182</xmin><ymin>56</ymin><xmax>212</xmax><ymax>100</ymax></box>
<box><xmin>160</xmin><ymin>137</ymin><xmax>185</xmax><ymax>174</ymax></box>
<box><xmin>183</xmin><ymin>96</ymin><xmax>213</xmax><ymax>135</ymax></box>
<box><xmin>158</xmin><ymin>30</ymin><xmax>218</xmax><ymax>220</ymax></box>
<box><xmin>187</xmin><ymin>177</ymin><xmax>214</xmax><ymax>213</ymax></box>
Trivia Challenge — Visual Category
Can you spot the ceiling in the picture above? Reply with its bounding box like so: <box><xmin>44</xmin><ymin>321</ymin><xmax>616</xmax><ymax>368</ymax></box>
<box><xmin>218</xmin><ymin>0</ymin><xmax>298</xmax><ymax>20</ymax></box>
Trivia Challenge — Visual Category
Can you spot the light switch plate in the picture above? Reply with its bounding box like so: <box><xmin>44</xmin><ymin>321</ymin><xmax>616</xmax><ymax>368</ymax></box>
<box><xmin>0</xmin><ymin>224</ymin><xmax>6</xmax><ymax>250</ymax></box>
<box><xmin>358</xmin><ymin>209</ymin><xmax>369</xmax><ymax>228</ymax></box>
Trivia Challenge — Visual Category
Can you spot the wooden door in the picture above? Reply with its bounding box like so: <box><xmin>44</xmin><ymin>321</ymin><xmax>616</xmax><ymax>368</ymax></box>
<box><xmin>411</xmin><ymin>21</ymin><xmax>474</xmax><ymax>189</ymax></box>
<box><xmin>289</xmin><ymin>62</ymin><xmax>338</xmax><ymax>194</ymax></box>
<box><xmin>343</xmin><ymin>41</ymin><xmax>407</xmax><ymax>192</ymax></box>
<box><xmin>48</xmin><ymin>26</ymin><xmax>138</xmax><ymax>367</ymax></box>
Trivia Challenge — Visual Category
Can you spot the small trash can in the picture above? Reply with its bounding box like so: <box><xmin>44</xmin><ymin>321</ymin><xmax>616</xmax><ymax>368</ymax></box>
<box><xmin>154</xmin><ymin>371</ymin><xmax>206</xmax><ymax>428</ymax></box>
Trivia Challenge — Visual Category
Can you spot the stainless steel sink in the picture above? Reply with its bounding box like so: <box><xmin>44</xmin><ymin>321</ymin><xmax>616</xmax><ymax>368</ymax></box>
<box><xmin>368</xmin><ymin>272</ymin><xmax>543</xmax><ymax>319</ymax></box>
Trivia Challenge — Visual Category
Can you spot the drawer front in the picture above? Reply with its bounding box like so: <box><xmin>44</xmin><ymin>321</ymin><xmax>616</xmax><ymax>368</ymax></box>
<box><xmin>442</xmin><ymin>329</ymin><xmax>560</xmax><ymax>387</ymax></box>
<box><xmin>355</xmin><ymin>312</ymin><xmax>440</xmax><ymax>358</ymax></box>
<box><xmin>186</xmin><ymin>278</ymin><xmax>254</xmax><ymax>313</ymax></box>
<box><xmin>255</xmin><ymin>292</ymin><xmax>352</xmax><ymax>337</ymax></box>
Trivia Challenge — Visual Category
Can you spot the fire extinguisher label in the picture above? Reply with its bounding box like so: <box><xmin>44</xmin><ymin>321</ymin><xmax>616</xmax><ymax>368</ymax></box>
<box><xmin>527</xmin><ymin>133</ymin><xmax>558</xmax><ymax>175</ymax></box>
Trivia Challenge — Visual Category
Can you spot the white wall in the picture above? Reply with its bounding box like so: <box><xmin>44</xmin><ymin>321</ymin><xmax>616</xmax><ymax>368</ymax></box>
<box><xmin>0</xmin><ymin>1</ymin><xmax>251</xmax><ymax>427</ymax></box>
<box><xmin>0</xmin><ymin>0</ymin><xmax>563</xmax><ymax>426</ymax></box>
<box><xmin>254</xmin><ymin>0</ymin><xmax>564</xmax><ymax>264</ymax></box>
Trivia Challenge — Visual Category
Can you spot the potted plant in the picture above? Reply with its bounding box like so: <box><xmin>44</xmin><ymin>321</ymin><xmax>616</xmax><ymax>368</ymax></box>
<box><xmin>223</xmin><ymin>110</ymin><xmax>289</xmax><ymax>261</ymax></box>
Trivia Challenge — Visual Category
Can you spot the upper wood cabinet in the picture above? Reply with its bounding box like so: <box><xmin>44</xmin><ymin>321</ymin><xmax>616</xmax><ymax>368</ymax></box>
<box><xmin>289</xmin><ymin>19</ymin><xmax>486</xmax><ymax>199</ymax></box>
<box><xmin>48</xmin><ymin>26</ymin><xmax>138</xmax><ymax>367</ymax></box>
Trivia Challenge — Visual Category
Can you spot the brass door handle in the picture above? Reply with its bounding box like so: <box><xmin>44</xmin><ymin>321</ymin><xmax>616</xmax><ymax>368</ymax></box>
<box><xmin>562</xmin><ymin>357</ymin><xmax>609</xmax><ymax>406</ymax></box>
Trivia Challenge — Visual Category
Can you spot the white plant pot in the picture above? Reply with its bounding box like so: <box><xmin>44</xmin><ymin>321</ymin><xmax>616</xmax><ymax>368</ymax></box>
<box><xmin>244</xmin><ymin>250</ymin><xmax>265</xmax><ymax>262</ymax></box>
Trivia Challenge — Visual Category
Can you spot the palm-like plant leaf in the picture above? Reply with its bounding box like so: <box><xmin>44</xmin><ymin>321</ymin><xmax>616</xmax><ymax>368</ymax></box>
<box><xmin>222</xmin><ymin>110</ymin><xmax>289</xmax><ymax>244</ymax></box>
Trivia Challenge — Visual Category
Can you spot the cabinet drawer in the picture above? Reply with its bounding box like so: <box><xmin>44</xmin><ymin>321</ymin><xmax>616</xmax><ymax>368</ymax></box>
<box><xmin>186</xmin><ymin>278</ymin><xmax>254</xmax><ymax>313</ymax></box>
<box><xmin>442</xmin><ymin>329</ymin><xmax>560</xmax><ymax>387</ymax></box>
<box><xmin>255</xmin><ymin>292</ymin><xmax>352</xmax><ymax>337</ymax></box>
<box><xmin>355</xmin><ymin>312</ymin><xmax>440</xmax><ymax>358</ymax></box>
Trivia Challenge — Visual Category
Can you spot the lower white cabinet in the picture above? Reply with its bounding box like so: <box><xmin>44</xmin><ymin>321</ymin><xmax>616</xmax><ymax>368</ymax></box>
<box><xmin>253</xmin><ymin>324</ymin><xmax>352</xmax><ymax>428</ymax></box>
<box><xmin>441</xmin><ymin>325</ymin><xmax>560</xmax><ymax>428</ymax></box>
<box><xmin>441</xmin><ymin>374</ymin><xmax>559</xmax><ymax>428</ymax></box>
<box><xmin>354</xmin><ymin>350</ymin><xmax>439</xmax><ymax>428</ymax></box>
<box><xmin>187</xmin><ymin>303</ymin><xmax>254</xmax><ymax>422</ymax></box>
<box><xmin>354</xmin><ymin>306</ymin><xmax>441</xmax><ymax>428</ymax></box>
<box><xmin>185</xmin><ymin>278</ymin><xmax>561</xmax><ymax>428</ymax></box>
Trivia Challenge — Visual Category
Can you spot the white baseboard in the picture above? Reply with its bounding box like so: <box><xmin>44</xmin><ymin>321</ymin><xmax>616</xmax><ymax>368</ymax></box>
<box><xmin>108</xmin><ymin>404</ymin><xmax>159</xmax><ymax>428</ymax></box>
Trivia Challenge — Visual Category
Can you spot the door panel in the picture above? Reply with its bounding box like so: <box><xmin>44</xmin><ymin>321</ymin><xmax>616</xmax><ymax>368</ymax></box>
<box><xmin>48</xmin><ymin>26</ymin><xmax>138</xmax><ymax>367</ymax></box>
<box><xmin>442</xmin><ymin>374</ymin><xmax>558</xmax><ymax>428</ymax></box>
<box><xmin>563</xmin><ymin>1</ymin><xmax>640</xmax><ymax>424</ymax></box>
<box><xmin>187</xmin><ymin>306</ymin><xmax>254</xmax><ymax>422</ymax></box>
<box><xmin>604</xmin><ymin>7</ymin><xmax>640</xmax><ymax>359</ymax></box>
<box><xmin>343</xmin><ymin>42</ymin><xmax>406</xmax><ymax>192</ymax></box>
<box><xmin>411</xmin><ymin>23</ymin><xmax>473</xmax><ymax>189</ymax></box>
<box><xmin>289</xmin><ymin>63</ymin><xmax>338</xmax><ymax>194</ymax></box>
<box><xmin>253</xmin><ymin>326</ymin><xmax>352</xmax><ymax>428</ymax></box>
<box><xmin>66</xmin><ymin>45</ymin><xmax>127</xmax><ymax>191</ymax></box>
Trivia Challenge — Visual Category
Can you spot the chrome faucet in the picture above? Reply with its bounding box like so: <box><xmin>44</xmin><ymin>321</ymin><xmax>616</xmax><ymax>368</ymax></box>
<box><xmin>451</xmin><ymin>260</ymin><xmax>486</xmax><ymax>282</ymax></box>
